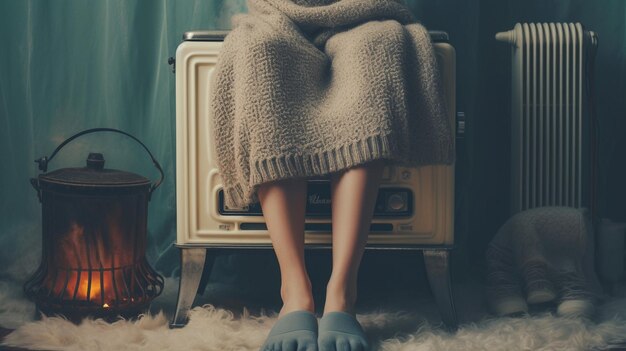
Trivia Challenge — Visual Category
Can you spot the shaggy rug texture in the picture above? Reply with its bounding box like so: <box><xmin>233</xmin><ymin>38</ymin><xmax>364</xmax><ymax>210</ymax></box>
<box><xmin>2</xmin><ymin>278</ymin><xmax>626</xmax><ymax>351</ymax></box>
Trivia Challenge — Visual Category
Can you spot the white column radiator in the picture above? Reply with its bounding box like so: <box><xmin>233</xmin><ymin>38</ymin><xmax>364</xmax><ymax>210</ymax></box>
<box><xmin>496</xmin><ymin>23</ymin><xmax>598</xmax><ymax>215</ymax></box>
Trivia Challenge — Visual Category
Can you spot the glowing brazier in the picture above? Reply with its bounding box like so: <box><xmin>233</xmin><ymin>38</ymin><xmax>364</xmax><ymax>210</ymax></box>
<box><xmin>25</xmin><ymin>128</ymin><xmax>164</xmax><ymax>321</ymax></box>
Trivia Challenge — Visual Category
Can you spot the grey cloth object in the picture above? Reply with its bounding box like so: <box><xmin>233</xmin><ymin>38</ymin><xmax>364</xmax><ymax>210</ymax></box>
<box><xmin>485</xmin><ymin>206</ymin><xmax>605</xmax><ymax>317</ymax></box>
<box><xmin>318</xmin><ymin>311</ymin><xmax>370</xmax><ymax>351</ymax></box>
<box><xmin>210</xmin><ymin>0</ymin><xmax>455</xmax><ymax>209</ymax></box>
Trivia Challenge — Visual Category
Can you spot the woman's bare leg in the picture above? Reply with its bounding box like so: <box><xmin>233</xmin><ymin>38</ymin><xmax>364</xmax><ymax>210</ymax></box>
<box><xmin>324</xmin><ymin>159</ymin><xmax>387</xmax><ymax>315</ymax></box>
<box><xmin>257</xmin><ymin>177</ymin><xmax>315</xmax><ymax>317</ymax></box>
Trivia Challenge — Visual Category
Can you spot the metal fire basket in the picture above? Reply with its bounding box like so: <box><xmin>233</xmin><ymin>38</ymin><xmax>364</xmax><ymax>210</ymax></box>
<box><xmin>26</xmin><ymin>128</ymin><xmax>165</xmax><ymax>321</ymax></box>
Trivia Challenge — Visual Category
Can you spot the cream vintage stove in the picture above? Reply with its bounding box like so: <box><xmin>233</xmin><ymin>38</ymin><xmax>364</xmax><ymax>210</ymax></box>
<box><xmin>169</xmin><ymin>30</ymin><xmax>459</xmax><ymax>329</ymax></box>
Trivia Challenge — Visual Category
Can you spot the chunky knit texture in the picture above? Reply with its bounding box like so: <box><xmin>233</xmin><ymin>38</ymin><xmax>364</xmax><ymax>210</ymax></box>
<box><xmin>210</xmin><ymin>0</ymin><xmax>455</xmax><ymax>209</ymax></box>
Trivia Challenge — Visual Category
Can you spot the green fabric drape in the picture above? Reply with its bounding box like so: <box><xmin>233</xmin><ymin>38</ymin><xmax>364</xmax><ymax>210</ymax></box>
<box><xmin>1</xmin><ymin>0</ymin><xmax>624</xmax><ymax>304</ymax></box>
<box><xmin>0</xmin><ymin>0</ymin><xmax>245</xmax><ymax>279</ymax></box>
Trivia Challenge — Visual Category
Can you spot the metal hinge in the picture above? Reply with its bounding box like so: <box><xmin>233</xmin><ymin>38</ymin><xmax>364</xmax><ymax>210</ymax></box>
<box><xmin>456</xmin><ymin>112</ymin><xmax>466</xmax><ymax>138</ymax></box>
<box><xmin>168</xmin><ymin>57</ymin><xmax>175</xmax><ymax>74</ymax></box>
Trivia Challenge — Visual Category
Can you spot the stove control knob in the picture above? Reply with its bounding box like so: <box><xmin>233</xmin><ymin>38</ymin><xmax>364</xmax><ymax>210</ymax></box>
<box><xmin>387</xmin><ymin>193</ymin><xmax>406</xmax><ymax>211</ymax></box>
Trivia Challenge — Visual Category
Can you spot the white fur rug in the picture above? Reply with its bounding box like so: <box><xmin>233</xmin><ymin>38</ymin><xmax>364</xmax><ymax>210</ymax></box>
<box><xmin>2</xmin><ymin>278</ymin><xmax>626</xmax><ymax>351</ymax></box>
<box><xmin>3</xmin><ymin>302</ymin><xmax>626</xmax><ymax>351</ymax></box>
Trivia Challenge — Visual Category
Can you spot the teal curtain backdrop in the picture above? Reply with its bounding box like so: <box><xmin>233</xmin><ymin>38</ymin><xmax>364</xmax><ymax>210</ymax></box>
<box><xmin>1</xmin><ymin>0</ymin><xmax>625</xmax><ymax>307</ymax></box>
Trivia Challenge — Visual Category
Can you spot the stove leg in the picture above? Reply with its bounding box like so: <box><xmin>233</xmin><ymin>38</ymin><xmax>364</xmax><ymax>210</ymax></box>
<box><xmin>170</xmin><ymin>248</ymin><xmax>207</xmax><ymax>328</ymax></box>
<box><xmin>423</xmin><ymin>250</ymin><xmax>458</xmax><ymax>331</ymax></box>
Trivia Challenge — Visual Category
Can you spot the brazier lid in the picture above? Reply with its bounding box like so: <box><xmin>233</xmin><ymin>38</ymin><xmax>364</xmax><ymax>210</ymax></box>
<box><xmin>38</xmin><ymin>152</ymin><xmax>151</xmax><ymax>188</ymax></box>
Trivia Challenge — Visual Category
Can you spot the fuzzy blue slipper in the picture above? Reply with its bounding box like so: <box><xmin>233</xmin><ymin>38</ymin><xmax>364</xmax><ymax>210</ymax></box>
<box><xmin>318</xmin><ymin>311</ymin><xmax>370</xmax><ymax>351</ymax></box>
<box><xmin>260</xmin><ymin>310</ymin><xmax>319</xmax><ymax>351</ymax></box>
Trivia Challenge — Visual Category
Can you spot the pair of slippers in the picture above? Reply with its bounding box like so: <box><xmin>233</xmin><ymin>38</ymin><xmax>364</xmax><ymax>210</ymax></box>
<box><xmin>259</xmin><ymin>310</ymin><xmax>370</xmax><ymax>351</ymax></box>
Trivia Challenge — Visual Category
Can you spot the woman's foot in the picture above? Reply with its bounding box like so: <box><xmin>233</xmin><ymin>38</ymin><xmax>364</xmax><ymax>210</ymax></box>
<box><xmin>260</xmin><ymin>280</ymin><xmax>318</xmax><ymax>351</ymax></box>
<box><xmin>318</xmin><ymin>312</ymin><xmax>369</xmax><ymax>351</ymax></box>
<box><xmin>260</xmin><ymin>310</ymin><xmax>319</xmax><ymax>351</ymax></box>
<box><xmin>318</xmin><ymin>280</ymin><xmax>369</xmax><ymax>351</ymax></box>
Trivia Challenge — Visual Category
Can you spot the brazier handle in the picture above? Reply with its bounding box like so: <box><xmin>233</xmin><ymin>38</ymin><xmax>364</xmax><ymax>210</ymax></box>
<box><xmin>33</xmin><ymin>127</ymin><xmax>165</xmax><ymax>198</ymax></box>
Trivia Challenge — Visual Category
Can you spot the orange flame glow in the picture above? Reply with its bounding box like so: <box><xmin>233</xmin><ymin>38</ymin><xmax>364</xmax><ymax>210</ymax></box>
<box><xmin>44</xmin><ymin>213</ymin><xmax>136</xmax><ymax>306</ymax></box>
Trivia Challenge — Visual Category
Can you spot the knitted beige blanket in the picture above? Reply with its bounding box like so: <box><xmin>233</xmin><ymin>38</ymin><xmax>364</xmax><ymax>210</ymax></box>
<box><xmin>210</xmin><ymin>0</ymin><xmax>455</xmax><ymax>209</ymax></box>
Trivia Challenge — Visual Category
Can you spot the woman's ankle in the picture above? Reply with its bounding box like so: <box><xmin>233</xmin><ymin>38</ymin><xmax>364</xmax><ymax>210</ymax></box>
<box><xmin>279</xmin><ymin>295</ymin><xmax>315</xmax><ymax>317</ymax></box>
<box><xmin>323</xmin><ymin>279</ymin><xmax>358</xmax><ymax>315</ymax></box>
<box><xmin>280</xmin><ymin>299</ymin><xmax>315</xmax><ymax>315</ymax></box>
<box><xmin>279</xmin><ymin>280</ymin><xmax>315</xmax><ymax>315</ymax></box>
